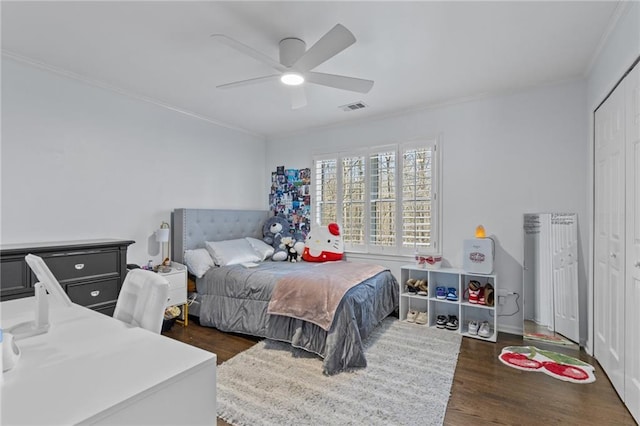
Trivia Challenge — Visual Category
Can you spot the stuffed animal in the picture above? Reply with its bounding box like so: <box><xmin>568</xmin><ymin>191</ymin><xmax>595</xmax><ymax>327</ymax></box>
<box><xmin>263</xmin><ymin>214</ymin><xmax>305</xmax><ymax>261</ymax></box>
<box><xmin>302</xmin><ymin>223</ymin><xmax>344</xmax><ymax>262</ymax></box>
<box><xmin>280</xmin><ymin>236</ymin><xmax>299</xmax><ymax>262</ymax></box>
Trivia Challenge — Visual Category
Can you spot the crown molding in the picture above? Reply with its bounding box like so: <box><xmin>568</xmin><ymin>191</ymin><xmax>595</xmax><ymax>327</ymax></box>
<box><xmin>1</xmin><ymin>50</ymin><xmax>263</xmax><ymax>139</ymax></box>
<box><xmin>583</xmin><ymin>1</ymin><xmax>629</xmax><ymax>77</ymax></box>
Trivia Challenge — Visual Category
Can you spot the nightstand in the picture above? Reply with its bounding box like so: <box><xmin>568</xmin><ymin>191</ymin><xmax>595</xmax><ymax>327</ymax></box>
<box><xmin>157</xmin><ymin>262</ymin><xmax>188</xmax><ymax>326</ymax></box>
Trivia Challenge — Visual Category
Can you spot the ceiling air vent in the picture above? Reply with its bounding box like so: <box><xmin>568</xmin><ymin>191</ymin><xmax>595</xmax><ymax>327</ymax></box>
<box><xmin>339</xmin><ymin>101</ymin><xmax>368</xmax><ymax>112</ymax></box>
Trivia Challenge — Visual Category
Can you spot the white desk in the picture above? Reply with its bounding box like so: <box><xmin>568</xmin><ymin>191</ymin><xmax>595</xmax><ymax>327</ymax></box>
<box><xmin>1</xmin><ymin>297</ymin><xmax>217</xmax><ymax>425</ymax></box>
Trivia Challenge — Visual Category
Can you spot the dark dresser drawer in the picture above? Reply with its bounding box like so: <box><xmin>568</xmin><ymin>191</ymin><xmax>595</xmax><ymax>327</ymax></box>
<box><xmin>66</xmin><ymin>278</ymin><xmax>119</xmax><ymax>307</ymax></box>
<box><xmin>45</xmin><ymin>251</ymin><xmax>119</xmax><ymax>282</ymax></box>
<box><xmin>0</xmin><ymin>257</ymin><xmax>29</xmax><ymax>294</ymax></box>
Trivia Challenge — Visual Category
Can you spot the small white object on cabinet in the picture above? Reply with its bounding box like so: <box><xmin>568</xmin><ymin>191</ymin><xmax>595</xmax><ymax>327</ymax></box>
<box><xmin>399</xmin><ymin>265</ymin><xmax>498</xmax><ymax>342</ymax></box>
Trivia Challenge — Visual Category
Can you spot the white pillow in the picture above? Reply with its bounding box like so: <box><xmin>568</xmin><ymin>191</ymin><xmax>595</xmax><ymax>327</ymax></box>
<box><xmin>183</xmin><ymin>248</ymin><xmax>215</xmax><ymax>278</ymax></box>
<box><xmin>245</xmin><ymin>237</ymin><xmax>275</xmax><ymax>261</ymax></box>
<box><xmin>205</xmin><ymin>239</ymin><xmax>261</xmax><ymax>266</ymax></box>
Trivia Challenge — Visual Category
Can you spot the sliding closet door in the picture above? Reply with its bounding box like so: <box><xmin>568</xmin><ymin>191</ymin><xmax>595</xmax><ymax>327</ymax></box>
<box><xmin>594</xmin><ymin>80</ymin><xmax>626</xmax><ymax>396</ymax></box>
<box><xmin>624</xmin><ymin>63</ymin><xmax>640</xmax><ymax>423</ymax></box>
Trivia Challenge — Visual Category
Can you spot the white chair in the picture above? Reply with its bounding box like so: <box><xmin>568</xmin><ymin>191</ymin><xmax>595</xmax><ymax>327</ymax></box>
<box><xmin>113</xmin><ymin>269</ymin><xmax>169</xmax><ymax>334</ymax></box>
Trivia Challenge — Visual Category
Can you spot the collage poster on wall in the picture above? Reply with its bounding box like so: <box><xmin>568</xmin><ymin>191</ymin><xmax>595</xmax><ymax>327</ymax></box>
<box><xmin>269</xmin><ymin>166</ymin><xmax>311</xmax><ymax>237</ymax></box>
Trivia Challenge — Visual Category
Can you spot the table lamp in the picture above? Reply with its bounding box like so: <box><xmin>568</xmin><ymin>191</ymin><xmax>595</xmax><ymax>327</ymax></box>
<box><xmin>155</xmin><ymin>222</ymin><xmax>170</xmax><ymax>270</ymax></box>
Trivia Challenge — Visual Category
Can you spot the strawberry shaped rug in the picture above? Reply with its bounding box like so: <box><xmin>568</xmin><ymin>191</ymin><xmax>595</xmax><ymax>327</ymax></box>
<box><xmin>499</xmin><ymin>345</ymin><xmax>596</xmax><ymax>384</ymax></box>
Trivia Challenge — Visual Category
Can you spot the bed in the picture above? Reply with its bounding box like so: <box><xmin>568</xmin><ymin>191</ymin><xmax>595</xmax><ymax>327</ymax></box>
<box><xmin>171</xmin><ymin>208</ymin><xmax>399</xmax><ymax>375</ymax></box>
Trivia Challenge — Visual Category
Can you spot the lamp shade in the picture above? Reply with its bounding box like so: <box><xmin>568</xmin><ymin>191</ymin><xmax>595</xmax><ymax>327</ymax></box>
<box><xmin>155</xmin><ymin>228</ymin><xmax>170</xmax><ymax>243</ymax></box>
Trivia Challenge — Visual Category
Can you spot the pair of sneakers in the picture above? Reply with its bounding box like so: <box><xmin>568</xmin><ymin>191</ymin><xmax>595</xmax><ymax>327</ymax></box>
<box><xmin>406</xmin><ymin>310</ymin><xmax>427</xmax><ymax>325</ymax></box>
<box><xmin>406</xmin><ymin>279</ymin><xmax>429</xmax><ymax>296</ymax></box>
<box><xmin>436</xmin><ymin>314</ymin><xmax>458</xmax><ymax>330</ymax></box>
<box><xmin>468</xmin><ymin>320</ymin><xmax>492</xmax><ymax>338</ymax></box>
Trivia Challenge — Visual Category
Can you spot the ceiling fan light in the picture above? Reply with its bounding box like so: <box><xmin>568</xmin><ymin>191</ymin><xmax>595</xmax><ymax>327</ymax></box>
<box><xmin>281</xmin><ymin>72</ymin><xmax>304</xmax><ymax>86</ymax></box>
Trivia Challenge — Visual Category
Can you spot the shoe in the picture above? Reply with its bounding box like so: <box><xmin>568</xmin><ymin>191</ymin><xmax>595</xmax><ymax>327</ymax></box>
<box><xmin>478</xmin><ymin>321</ymin><xmax>492</xmax><ymax>338</ymax></box>
<box><xmin>478</xmin><ymin>287</ymin><xmax>486</xmax><ymax>305</ymax></box>
<box><xmin>468</xmin><ymin>280</ymin><xmax>481</xmax><ymax>304</ymax></box>
<box><xmin>446</xmin><ymin>287</ymin><xmax>458</xmax><ymax>301</ymax></box>
<box><xmin>406</xmin><ymin>279</ymin><xmax>418</xmax><ymax>293</ymax></box>
<box><xmin>436</xmin><ymin>315</ymin><xmax>447</xmax><ymax>328</ymax></box>
<box><xmin>436</xmin><ymin>286</ymin><xmax>446</xmax><ymax>300</ymax></box>
<box><xmin>484</xmin><ymin>283</ymin><xmax>494</xmax><ymax>307</ymax></box>
<box><xmin>406</xmin><ymin>310</ymin><xmax>418</xmax><ymax>323</ymax></box>
<box><xmin>445</xmin><ymin>315</ymin><xmax>459</xmax><ymax>330</ymax></box>
<box><xmin>415</xmin><ymin>311</ymin><xmax>428</xmax><ymax>325</ymax></box>
<box><xmin>417</xmin><ymin>280</ymin><xmax>428</xmax><ymax>296</ymax></box>
<box><xmin>468</xmin><ymin>280</ymin><xmax>481</xmax><ymax>291</ymax></box>
<box><xmin>468</xmin><ymin>320</ymin><xmax>479</xmax><ymax>335</ymax></box>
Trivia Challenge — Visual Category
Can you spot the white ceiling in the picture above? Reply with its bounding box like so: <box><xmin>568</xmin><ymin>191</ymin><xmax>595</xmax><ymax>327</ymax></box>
<box><xmin>1</xmin><ymin>1</ymin><xmax>620</xmax><ymax>138</ymax></box>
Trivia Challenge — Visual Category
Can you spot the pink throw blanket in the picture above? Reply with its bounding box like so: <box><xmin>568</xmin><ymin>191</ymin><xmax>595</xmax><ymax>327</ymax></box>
<box><xmin>267</xmin><ymin>261</ymin><xmax>387</xmax><ymax>330</ymax></box>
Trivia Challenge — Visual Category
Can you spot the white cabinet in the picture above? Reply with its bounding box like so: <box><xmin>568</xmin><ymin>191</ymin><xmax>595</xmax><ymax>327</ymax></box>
<box><xmin>399</xmin><ymin>265</ymin><xmax>498</xmax><ymax>342</ymax></box>
<box><xmin>157</xmin><ymin>262</ymin><xmax>188</xmax><ymax>325</ymax></box>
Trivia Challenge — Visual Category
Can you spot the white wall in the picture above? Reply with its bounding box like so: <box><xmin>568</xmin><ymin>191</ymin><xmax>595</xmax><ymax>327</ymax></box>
<box><xmin>266</xmin><ymin>80</ymin><xmax>588</xmax><ymax>335</ymax></box>
<box><xmin>1</xmin><ymin>57</ymin><xmax>267</xmax><ymax>264</ymax></box>
<box><xmin>585</xmin><ymin>2</ymin><xmax>640</xmax><ymax>352</ymax></box>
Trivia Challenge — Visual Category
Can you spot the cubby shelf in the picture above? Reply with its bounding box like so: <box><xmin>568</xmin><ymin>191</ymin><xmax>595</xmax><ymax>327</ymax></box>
<box><xmin>399</xmin><ymin>265</ymin><xmax>498</xmax><ymax>342</ymax></box>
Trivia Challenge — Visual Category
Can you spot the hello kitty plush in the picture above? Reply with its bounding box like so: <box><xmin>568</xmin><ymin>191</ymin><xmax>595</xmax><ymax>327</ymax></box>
<box><xmin>302</xmin><ymin>223</ymin><xmax>344</xmax><ymax>262</ymax></box>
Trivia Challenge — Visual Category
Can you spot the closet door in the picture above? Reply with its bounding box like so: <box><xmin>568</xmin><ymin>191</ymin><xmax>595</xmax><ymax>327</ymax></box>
<box><xmin>594</xmin><ymin>79</ymin><xmax>626</xmax><ymax>396</ymax></box>
<box><xmin>624</xmin><ymin>63</ymin><xmax>640</xmax><ymax>423</ymax></box>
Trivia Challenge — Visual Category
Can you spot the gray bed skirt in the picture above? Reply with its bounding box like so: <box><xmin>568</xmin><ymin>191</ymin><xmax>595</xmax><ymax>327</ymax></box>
<box><xmin>196</xmin><ymin>261</ymin><xmax>399</xmax><ymax>375</ymax></box>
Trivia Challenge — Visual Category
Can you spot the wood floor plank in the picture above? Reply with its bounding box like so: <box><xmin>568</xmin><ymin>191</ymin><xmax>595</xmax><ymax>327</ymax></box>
<box><xmin>163</xmin><ymin>317</ymin><xmax>635</xmax><ymax>425</ymax></box>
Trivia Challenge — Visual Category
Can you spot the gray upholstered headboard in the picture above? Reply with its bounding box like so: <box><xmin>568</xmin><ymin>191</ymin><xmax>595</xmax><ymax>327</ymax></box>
<box><xmin>171</xmin><ymin>209</ymin><xmax>271</xmax><ymax>264</ymax></box>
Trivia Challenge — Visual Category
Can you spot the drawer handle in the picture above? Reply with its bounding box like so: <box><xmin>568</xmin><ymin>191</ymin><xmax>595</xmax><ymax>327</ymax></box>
<box><xmin>75</xmin><ymin>263</ymin><xmax>85</xmax><ymax>270</ymax></box>
<box><xmin>90</xmin><ymin>290</ymin><xmax>100</xmax><ymax>297</ymax></box>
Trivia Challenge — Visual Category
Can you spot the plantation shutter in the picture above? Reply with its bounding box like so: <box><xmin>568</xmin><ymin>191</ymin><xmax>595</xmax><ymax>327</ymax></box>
<box><xmin>313</xmin><ymin>158</ymin><xmax>338</xmax><ymax>226</ymax></box>
<box><xmin>342</xmin><ymin>155</ymin><xmax>366</xmax><ymax>249</ymax></box>
<box><xmin>369</xmin><ymin>149</ymin><xmax>397</xmax><ymax>252</ymax></box>
<box><xmin>401</xmin><ymin>143</ymin><xmax>435</xmax><ymax>253</ymax></box>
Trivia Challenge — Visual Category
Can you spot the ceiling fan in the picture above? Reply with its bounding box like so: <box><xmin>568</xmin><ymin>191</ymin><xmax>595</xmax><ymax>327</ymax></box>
<box><xmin>211</xmin><ymin>24</ymin><xmax>374</xmax><ymax>109</ymax></box>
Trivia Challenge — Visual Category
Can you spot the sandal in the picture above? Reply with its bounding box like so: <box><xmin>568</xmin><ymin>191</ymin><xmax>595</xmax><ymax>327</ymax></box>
<box><xmin>484</xmin><ymin>283</ymin><xmax>494</xmax><ymax>307</ymax></box>
<box><xmin>417</xmin><ymin>280</ymin><xmax>428</xmax><ymax>296</ymax></box>
<box><xmin>406</xmin><ymin>278</ymin><xmax>418</xmax><ymax>293</ymax></box>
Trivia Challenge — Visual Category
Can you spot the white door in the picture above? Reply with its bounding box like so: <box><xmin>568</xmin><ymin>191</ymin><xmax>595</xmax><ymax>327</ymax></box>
<box><xmin>594</xmin><ymin>79</ymin><xmax>626</xmax><ymax>396</ymax></box>
<box><xmin>624</xmin><ymin>63</ymin><xmax>640</xmax><ymax>424</ymax></box>
<box><xmin>551</xmin><ymin>213</ymin><xmax>579</xmax><ymax>343</ymax></box>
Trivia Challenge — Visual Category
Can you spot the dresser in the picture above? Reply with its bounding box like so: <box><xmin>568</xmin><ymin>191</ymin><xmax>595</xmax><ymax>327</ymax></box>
<box><xmin>0</xmin><ymin>239</ymin><xmax>134</xmax><ymax>316</ymax></box>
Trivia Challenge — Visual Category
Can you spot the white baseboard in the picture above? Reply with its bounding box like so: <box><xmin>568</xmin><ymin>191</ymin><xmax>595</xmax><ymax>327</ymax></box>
<box><xmin>498</xmin><ymin>324</ymin><xmax>523</xmax><ymax>336</ymax></box>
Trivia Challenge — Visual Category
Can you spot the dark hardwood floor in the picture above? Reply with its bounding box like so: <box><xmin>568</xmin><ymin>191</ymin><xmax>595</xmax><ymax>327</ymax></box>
<box><xmin>163</xmin><ymin>317</ymin><xmax>636</xmax><ymax>426</ymax></box>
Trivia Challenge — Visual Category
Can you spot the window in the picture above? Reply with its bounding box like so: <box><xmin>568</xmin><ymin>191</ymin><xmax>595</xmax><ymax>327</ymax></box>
<box><xmin>313</xmin><ymin>139</ymin><xmax>440</xmax><ymax>255</ymax></box>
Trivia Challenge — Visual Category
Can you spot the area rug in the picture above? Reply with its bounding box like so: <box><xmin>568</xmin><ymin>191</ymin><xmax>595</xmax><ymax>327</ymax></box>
<box><xmin>217</xmin><ymin>317</ymin><xmax>462</xmax><ymax>425</ymax></box>
<box><xmin>499</xmin><ymin>345</ymin><xmax>596</xmax><ymax>383</ymax></box>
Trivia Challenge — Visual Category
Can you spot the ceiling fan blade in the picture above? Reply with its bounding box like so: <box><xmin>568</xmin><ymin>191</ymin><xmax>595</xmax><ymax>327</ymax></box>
<box><xmin>211</xmin><ymin>34</ymin><xmax>287</xmax><ymax>72</ymax></box>
<box><xmin>216</xmin><ymin>75</ymin><xmax>280</xmax><ymax>90</ymax></box>
<box><xmin>290</xmin><ymin>86</ymin><xmax>307</xmax><ymax>110</ymax></box>
<box><xmin>306</xmin><ymin>72</ymin><xmax>374</xmax><ymax>94</ymax></box>
<box><xmin>292</xmin><ymin>24</ymin><xmax>356</xmax><ymax>72</ymax></box>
